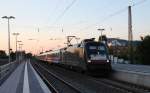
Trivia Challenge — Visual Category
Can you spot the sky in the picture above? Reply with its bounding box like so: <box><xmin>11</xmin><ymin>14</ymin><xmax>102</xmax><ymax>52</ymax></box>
<box><xmin>0</xmin><ymin>0</ymin><xmax>149</xmax><ymax>54</ymax></box>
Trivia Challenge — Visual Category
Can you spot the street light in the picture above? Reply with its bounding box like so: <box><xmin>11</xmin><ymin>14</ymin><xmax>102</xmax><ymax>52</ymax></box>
<box><xmin>2</xmin><ymin>16</ymin><xmax>15</xmax><ymax>63</ymax></box>
<box><xmin>19</xmin><ymin>44</ymin><xmax>23</xmax><ymax>61</ymax></box>
<box><xmin>17</xmin><ymin>40</ymin><xmax>22</xmax><ymax>62</ymax></box>
<box><xmin>17</xmin><ymin>40</ymin><xmax>22</xmax><ymax>43</ymax></box>
<box><xmin>13</xmin><ymin>33</ymin><xmax>19</xmax><ymax>62</ymax></box>
<box><xmin>97</xmin><ymin>28</ymin><xmax>105</xmax><ymax>42</ymax></box>
<box><xmin>28</xmin><ymin>38</ymin><xmax>39</xmax><ymax>42</ymax></box>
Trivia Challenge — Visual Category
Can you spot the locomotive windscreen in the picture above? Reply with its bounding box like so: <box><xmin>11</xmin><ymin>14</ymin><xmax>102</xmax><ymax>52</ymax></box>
<box><xmin>85</xmin><ymin>42</ymin><xmax>108</xmax><ymax>60</ymax></box>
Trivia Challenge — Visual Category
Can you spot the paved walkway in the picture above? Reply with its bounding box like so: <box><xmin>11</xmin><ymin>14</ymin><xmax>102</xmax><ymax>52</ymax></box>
<box><xmin>0</xmin><ymin>60</ymin><xmax>51</xmax><ymax>93</ymax></box>
<box><xmin>112</xmin><ymin>63</ymin><xmax>150</xmax><ymax>74</ymax></box>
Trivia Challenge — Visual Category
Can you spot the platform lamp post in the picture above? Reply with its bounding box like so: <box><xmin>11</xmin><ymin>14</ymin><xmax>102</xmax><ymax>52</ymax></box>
<box><xmin>97</xmin><ymin>28</ymin><xmax>105</xmax><ymax>42</ymax></box>
<box><xmin>17</xmin><ymin>41</ymin><xmax>22</xmax><ymax>62</ymax></box>
<box><xmin>2</xmin><ymin>16</ymin><xmax>15</xmax><ymax>63</ymax></box>
<box><xmin>19</xmin><ymin>43</ymin><xmax>23</xmax><ymax>61</ymax></box>
<box><xmin>13</xmin><ymin>33</ymin><xmax>19</xmax><ymax>62</ymax></box>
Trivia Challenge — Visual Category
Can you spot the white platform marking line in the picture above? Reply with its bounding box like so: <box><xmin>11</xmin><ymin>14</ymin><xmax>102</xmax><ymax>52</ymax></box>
<box><xmin>23</xmin><ymin>62</ymin><xmax>30</xmax><ymax>93</ymax></box>
<box><xmin>29</xmin><ymin>62</ymin><xmax>51</xmax><ymax>93</ymax></box>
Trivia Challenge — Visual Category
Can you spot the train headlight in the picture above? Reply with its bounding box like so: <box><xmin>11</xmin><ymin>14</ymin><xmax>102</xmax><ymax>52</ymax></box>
<box><xmin>107</xmin><ymin>60</ymin><xmax>109</xmax><ymax>63</ymax></box>
<box><xmin>88</xmin><ymin>60</ymin><xmax>91</xmax><ymax>63</ymax></box>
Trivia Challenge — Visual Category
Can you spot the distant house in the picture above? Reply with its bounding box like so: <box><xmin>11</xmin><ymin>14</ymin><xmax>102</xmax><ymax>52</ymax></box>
<box><xmin>107</xmin><ymin>38</ymin><xmax>141</xmax><ymax>59</ymax></box>
<box><xmin>107</xmin><ymin>38</ymin><xmax>141</xmax><ymax>47</ymax></box>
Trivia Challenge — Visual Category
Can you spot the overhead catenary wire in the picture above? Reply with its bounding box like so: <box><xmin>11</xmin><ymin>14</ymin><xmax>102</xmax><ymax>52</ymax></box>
<box><xmin>80</xmin><ymin>7</ymin><xmax>128</xmax><ymax>31</ymax></box>
<box><xmin>43</xmin><ymin>0</ymin><xmax>147</xmax><ymax>33</ymax></box>
<box><xmin>132</xmin><ymin>0</ymin><xmax>147</xmax><ymax>6</ymax></box>
<box><xmin>79</xmin><ymin>0</ymin><xmax>148</xmax><ymax>31</ymax></box>
<box><xmin>44</xmin><ymin>0</ymin><xmax>61</xmax><ymax>25</ymax></box>
<box><xmin>35</xmin><ymin>0</ymin><xmax>77</xmax><ymax>34</ymax></box>
<box><xmin>52</xmin><ymin>0</ymin><xmax>77</xmax><ymax>25</ymax></box>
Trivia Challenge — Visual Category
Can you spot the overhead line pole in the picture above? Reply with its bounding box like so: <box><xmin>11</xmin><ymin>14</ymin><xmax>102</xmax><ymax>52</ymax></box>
<box><xmin>128</xmin><ymin>1</ymin><xmax>133</xmax><ymax>64</ymax></box>
<box><xmin>97</xmin><ymin>28</ymin><xmax>105</xmax><ymax>42</ymax></box>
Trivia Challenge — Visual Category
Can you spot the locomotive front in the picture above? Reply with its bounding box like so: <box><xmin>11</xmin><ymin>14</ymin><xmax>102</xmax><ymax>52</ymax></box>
<box><xmin>84</xmin><ymin>42</ymin><xmax>111</xmax><ymax>72</ymax></box>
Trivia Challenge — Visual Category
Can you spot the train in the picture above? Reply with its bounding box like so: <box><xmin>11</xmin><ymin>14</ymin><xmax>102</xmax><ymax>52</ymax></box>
<box><xmin>37</xmin><ymin>38</ymin><xmax>112</xmax><ymax>74</ymax></box>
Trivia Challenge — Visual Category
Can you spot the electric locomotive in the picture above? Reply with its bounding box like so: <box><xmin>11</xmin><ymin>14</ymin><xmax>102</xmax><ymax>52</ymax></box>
<box><xmin>37</xmin><ymin>38</ymin><xmax>111</xmax><ymax>73</ymax></box>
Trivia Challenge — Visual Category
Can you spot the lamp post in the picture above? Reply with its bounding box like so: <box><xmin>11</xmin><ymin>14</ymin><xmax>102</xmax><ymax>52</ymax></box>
<box><xmin>97</xmin><ymin>28</ymin><xmax>105</xmax><ymax>42</ymax></box>
<box><xmin>19</xmin><ymin>44</ymin><xmax>23</xmax><ymax>61</ymax></box>
<box><xmin>13</xmin><ymin>33</ymin><xmax>19</xmax><ymax>62</ymax></box>
<box><xmin>2</xmin><ymin>16</ymin><xmax>15</xmax><ymax>63</ymax></box>
<box><xmin>17</xmin><ymin>41</ymin><xmax>22</xmax><ymax>62</ymax></box>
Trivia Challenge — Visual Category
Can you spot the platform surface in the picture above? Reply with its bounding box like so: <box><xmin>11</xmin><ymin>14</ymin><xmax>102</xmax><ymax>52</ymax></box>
<box><xmin>112</xmin><ymin>63</ymin><xmax>150</xmax><ymax>74</ymax></box>
<box><xmin>0</xmin><ymin>60</ymin><xmax>51</xmax><ymax>93</ymax></box>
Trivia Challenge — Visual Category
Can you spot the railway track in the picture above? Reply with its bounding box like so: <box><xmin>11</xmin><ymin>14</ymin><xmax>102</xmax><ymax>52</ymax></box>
<box><xmin>32</xmin><ymin>60</ymin><xmax>150</xmax><ymax>93</ymax></box>
<box><xmin>31</xmin><ymin>62</ymin><xmax>81</xmax><ymax>93</ymax></box>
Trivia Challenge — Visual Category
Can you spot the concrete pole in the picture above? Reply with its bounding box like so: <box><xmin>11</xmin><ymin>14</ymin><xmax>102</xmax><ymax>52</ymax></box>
<box><xmin>128</xmin><ymin>6</ymin><xmax>133</xmax><ymax>64</ymax></box>
<box><xmin>7</xmin><ymin>19</ymin><xmax>11</xmax><ymax>63</ymax></box>
<box><xmin>97</xmin><ymin>28</ymin><xmax>105</xmax><ymax>42</ymax></box>
<box><xmin>2</xmin><ymin>16</ymin><xmax>15</xmax><ymax>63</ymax></box>
<box><xmin>13</xmin><ymin>33</ymin><xmax>19</xmax><ymax>62</ymax></box>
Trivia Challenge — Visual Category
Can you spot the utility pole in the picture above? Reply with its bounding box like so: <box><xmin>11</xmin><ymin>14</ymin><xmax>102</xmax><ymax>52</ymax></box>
<box><xmin>66</xmin><ymin>36</ymin><xmax>76</xmax><ymax>46</ymax></box>
<box><xmin>128</xmin><ymin>3</ymin><xmax>133</xmax><ymax>64</ymax></box>
<box><xmin>97</xmin><ymin>28</ymin><xmax>105</xmax><ymax>42</ymax></box>
<box><xmin>19</xmin><ymin>44</ymin><xmax>23</xmax><ymax>61</ymax></box>
<box><xmin>13</xmin><ymin>33</ymin><xmax>19</xmax><ymax>62</ymax></box>
<box><xmin>2</xmin><ymin>16</ymin><xmax>15</xmax><ymax>63</ymax></box>
<box><xmin>17</xmin><ymin>40</ymin><xmax>22</xmax><ymax>63</ymax></box>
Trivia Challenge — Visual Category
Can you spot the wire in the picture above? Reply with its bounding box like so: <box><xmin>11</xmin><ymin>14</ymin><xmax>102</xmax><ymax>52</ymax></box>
<box><xmin>132</xmin><ymin>0</ymin><xmax>147</xmax><ymax>6</ymax></box>
<box><xmin>52</xmin><ymin>0</ymin><xmax>77</xmax><ymax>25</ymax></box>
<box><xmin>45</xmin><ymin>0</ymin><xmax>61</xmax><ymax>25</ymax></box>
<box><xmin>79</xmin><ymin>0</ymin><xmax>148</xmax><ymax>31</ymax></box>
<box><xmin>79</xmin><ymin>7</ymin><xmax>128</xmax><ymax>31</ymax></box>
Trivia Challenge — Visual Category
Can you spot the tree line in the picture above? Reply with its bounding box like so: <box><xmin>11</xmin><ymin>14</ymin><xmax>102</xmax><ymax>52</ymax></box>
<box><xmin>108</xmin><ymin>35</ymin><xmax>150</xmax><ymax>65</ymax></box>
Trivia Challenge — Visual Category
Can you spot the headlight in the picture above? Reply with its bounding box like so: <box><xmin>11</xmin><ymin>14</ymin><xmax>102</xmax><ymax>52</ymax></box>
<box><xmin>88</xmin><ymin>60</ymin><xmax>91</xmax><ymax>63</ymax></box>
<box><xmin>107</xmin><ymin>60</ymin><xmax>109</xmax><ymax>62</ymax></box>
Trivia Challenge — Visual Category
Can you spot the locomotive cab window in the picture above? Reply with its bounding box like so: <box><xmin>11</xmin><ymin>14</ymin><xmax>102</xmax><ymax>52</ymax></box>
<box><xmin>85</xmin><ymin>42</ymin><xmax>108</xmax><ymax>60</ymax></box>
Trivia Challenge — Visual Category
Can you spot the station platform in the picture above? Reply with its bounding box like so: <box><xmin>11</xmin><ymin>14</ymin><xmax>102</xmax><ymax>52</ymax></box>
<box><xmin>0</xmin><ymin>60</ymin><xmax>51</xmax><ymax>93</ymax></box>
<box><xmin>112</xmin><ymin>63</ymin><xmax>150</xmax><ymax>74</ymax></box>
<box><xmin>111</xmin><ymin>63</ymin><xmax>150</xmax><ymax>88</ymax></box>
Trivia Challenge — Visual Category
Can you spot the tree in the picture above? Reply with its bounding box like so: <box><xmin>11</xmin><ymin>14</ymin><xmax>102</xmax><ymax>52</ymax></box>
<box><xmin>0</xmin><ymin>50</ymin><xmax>7</xmax><ymax>58</ymax></box>
<box><xmin>136</xmin><ymin>35</ymin><xmax>150</xmax><ymax>65</ymax></box>
<box><xmin>10</xmin><ymin>51</ymin><xmax>16</xmax><ymax>61</ymax></box>
<box><xmin>25</xmin><ymin>53</ymin><xmax>32</xmax><ymax>58</ymax></box>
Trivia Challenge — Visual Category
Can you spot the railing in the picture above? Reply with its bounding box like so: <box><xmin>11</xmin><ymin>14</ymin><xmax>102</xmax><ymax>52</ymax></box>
<box><xmin>0</xmin><ymin>61</ymin><xmax>18</xmax><ymax>81</ymax></box>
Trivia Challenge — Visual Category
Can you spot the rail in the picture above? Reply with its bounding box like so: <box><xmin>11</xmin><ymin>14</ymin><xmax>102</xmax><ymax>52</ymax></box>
<box><xmin>32</xmin><ymin>63</ymin><xmax>59</xmax><ymax>93</ymax></box>
<box><xmin>32</xmin><ymin>62</ymin><xmax>81</xmax><ymax>93</ymax></box>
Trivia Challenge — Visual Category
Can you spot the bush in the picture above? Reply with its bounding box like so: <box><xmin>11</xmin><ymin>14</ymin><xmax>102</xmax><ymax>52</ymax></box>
<box><xmin>136</xmin><ymin>35</ymin><xmax>150</xmax><ymax>65</ymax></box>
